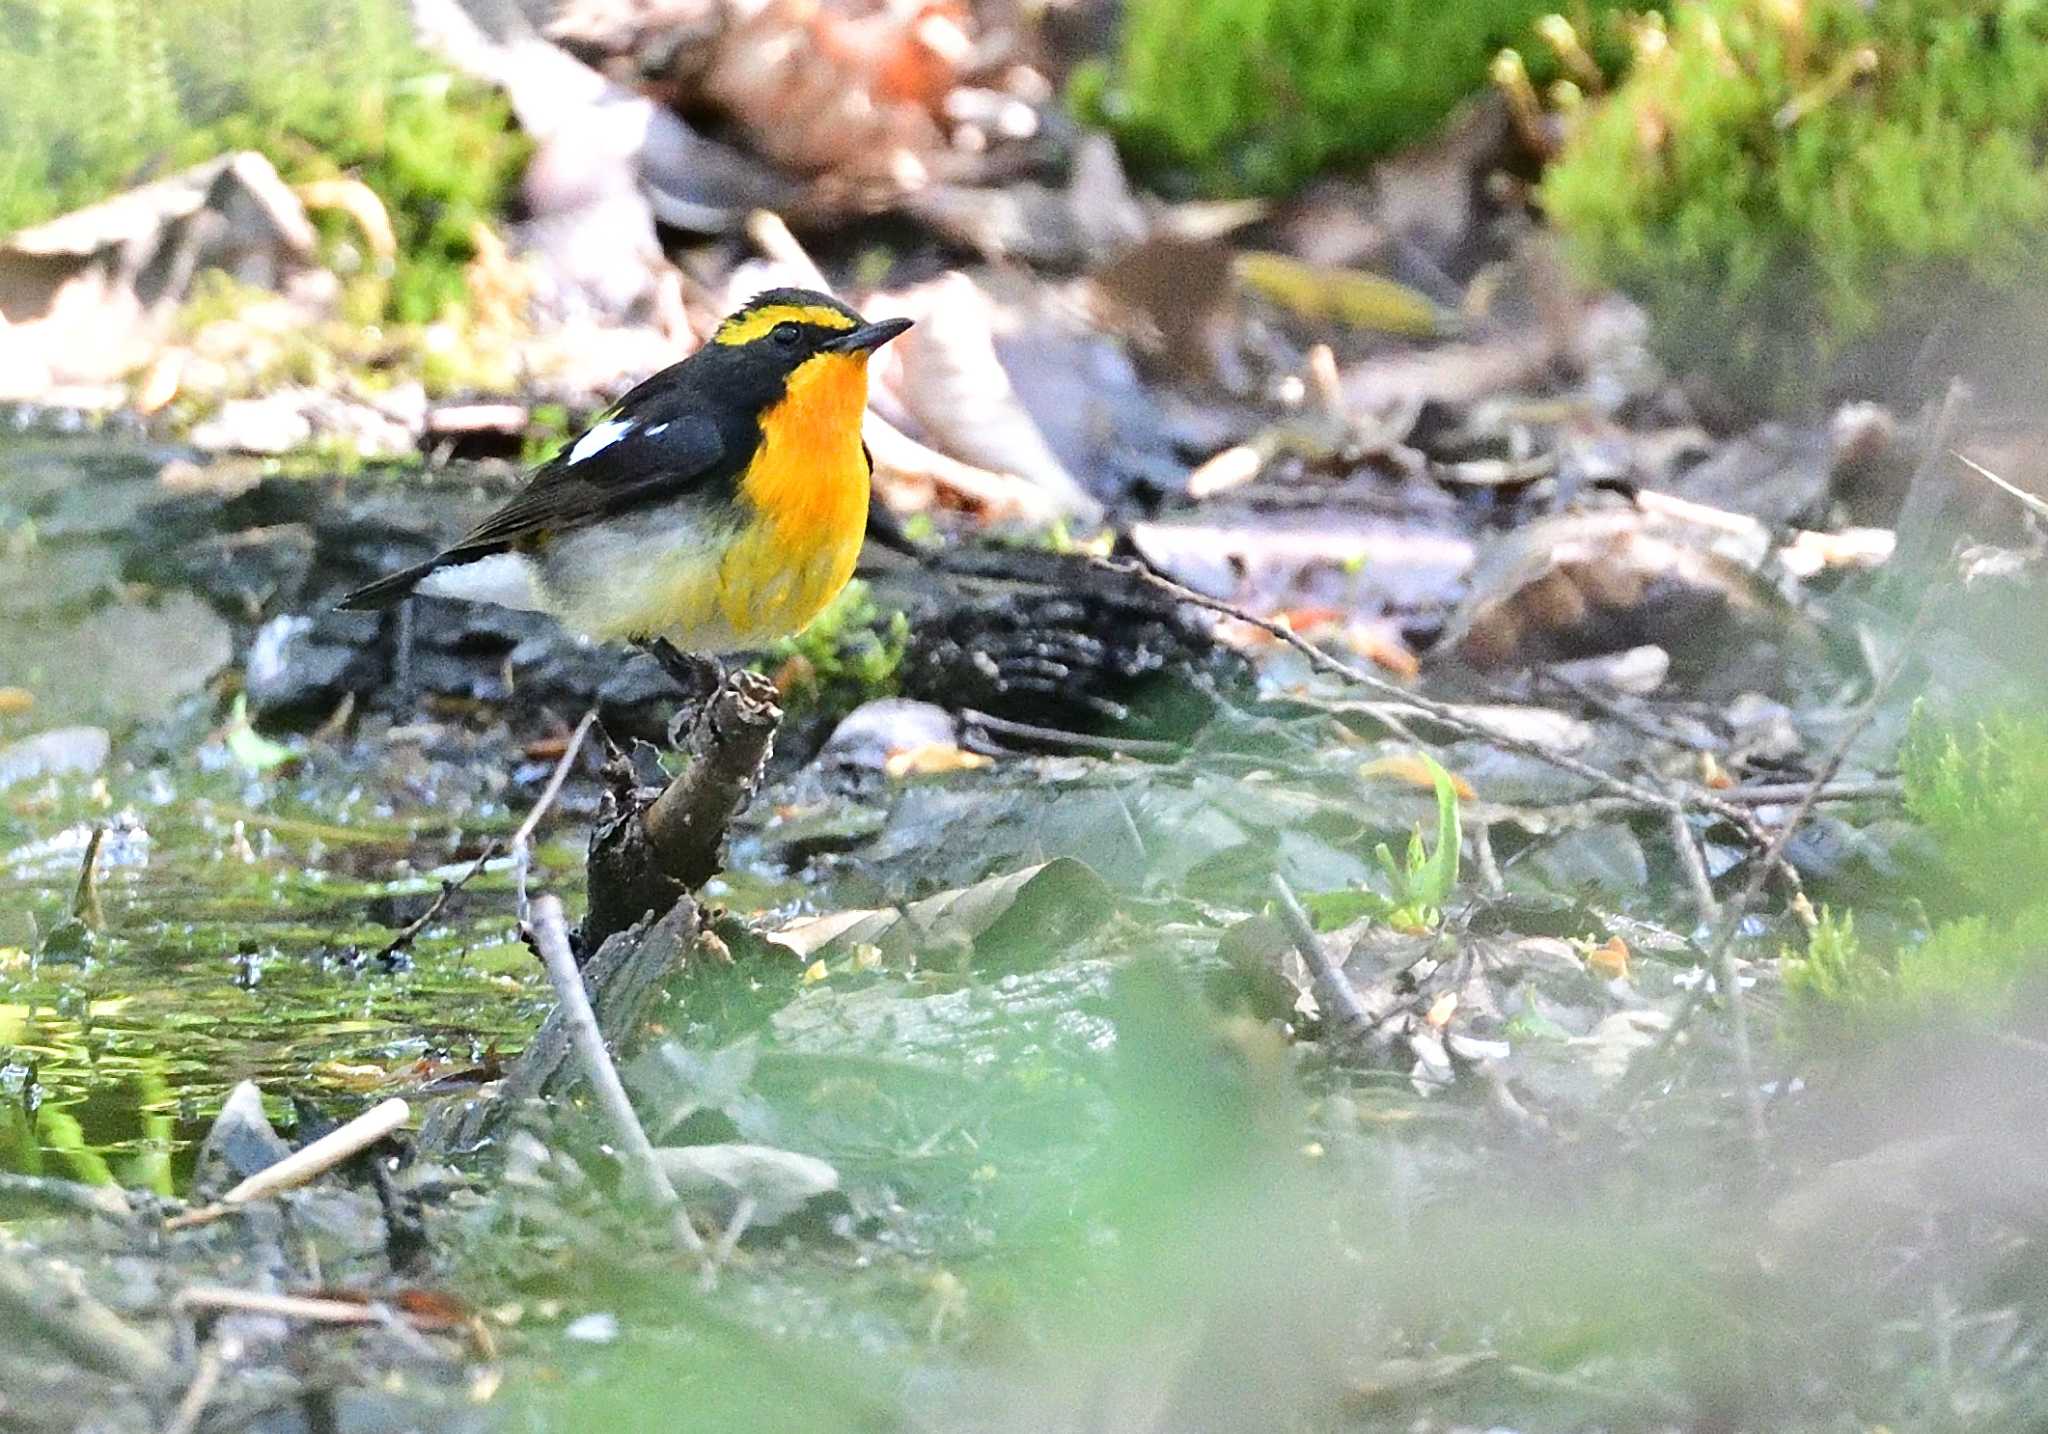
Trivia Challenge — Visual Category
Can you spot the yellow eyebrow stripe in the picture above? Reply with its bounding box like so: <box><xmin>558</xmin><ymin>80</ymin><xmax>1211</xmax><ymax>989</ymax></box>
<box><xmin>714</xmin><ymin>303</ymin><xmax>858</xmax><ymax>346</ymax></box>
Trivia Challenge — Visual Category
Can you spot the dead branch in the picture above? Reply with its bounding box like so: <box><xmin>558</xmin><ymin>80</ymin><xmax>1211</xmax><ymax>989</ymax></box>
<box><xmin>583</xmin><ymin>671</ymin><xmax>780</xmax><ymax>954</ymax></box>
<box><xmin>1269</xmin><ymin>873</ymin><xmax>1377</xmax><ymax>1043</ymax></box>
<box><xmin>528</xmin><ymin>895</ymin><xmax>704</xmax><ymax>1253</ymax></box>
<box><xmin>512</xmin><ymin>709</ymin><xmax>598</xmax><ymax>928</ymax></box>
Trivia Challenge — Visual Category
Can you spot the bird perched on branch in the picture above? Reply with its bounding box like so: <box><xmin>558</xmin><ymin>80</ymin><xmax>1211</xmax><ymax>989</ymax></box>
<box><xmin>339</xmin><ymin>288</ymin><xmax>912</xmax><ymax>692</ymax></box>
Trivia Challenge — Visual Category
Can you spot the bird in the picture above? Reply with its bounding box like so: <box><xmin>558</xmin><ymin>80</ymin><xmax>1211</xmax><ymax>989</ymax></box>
<box><xmin>338</xmin><ymin>287</ymin><xmax>913</xmax><ymax>693</ymax></box>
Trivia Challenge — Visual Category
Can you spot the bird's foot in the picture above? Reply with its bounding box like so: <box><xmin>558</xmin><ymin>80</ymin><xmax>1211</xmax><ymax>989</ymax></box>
<box><xmin>639</xmin><ymin>639</ymin><xmax>726</xmax><ymax>744</ymax></box>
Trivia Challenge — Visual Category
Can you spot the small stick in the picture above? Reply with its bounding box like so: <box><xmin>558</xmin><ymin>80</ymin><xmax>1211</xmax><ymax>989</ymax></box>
<box><xmin>1631</xmin><ymin>608</ymin><xmax>1926</xmax><ymax>1146</ymax></box>
<box><xmin>371</xmin><ymin>841</ymin><xmax>501</xmax><ymax>967</ymax></box>
<box><xmin>1716</xmin><ymin>778</ymin><xmax>1899</xmax><ymax>806</ymax></box>
<box><xmin>159</xmin><ymin>1335</ymin><xmax>235</xmax><ymax>1434</ymax></box>
<box><xmin>173</xmin><ymin>1288</ymin><xmax>383</xmax><ymax>1324</ymax></box>
<box><xmin>1269</xmin><ymin>873</ymin><xmax>1375</xmax><ymax>1039</ymax></box>
<box><xmin>165</xmin><ymin>1099</ymin><xmax>410</xmax><ymax>1229</ymax></box>
<box><xmin>1093</xmin><ymin>556</ymin><xmax>1682</xmax><ymax>812</ymax></box>
<box><xmin>960</xmin><ymin>709</ymin><xmax>1182</xmax><ymax>760</ymax></box>
<box><xmin>527</xmin><ymin>895</ymin><xmax>704</xmax><ymax>1253</ymax></box>
<box><xmin>1666</xmin><ymin>804</ymin><xmax>1721</xmax><ymax>930</ymax></box>
<box><xmin>513</xmin><ymin>709</ymin><xmax>597</xmax><ymax>929</ymax></box>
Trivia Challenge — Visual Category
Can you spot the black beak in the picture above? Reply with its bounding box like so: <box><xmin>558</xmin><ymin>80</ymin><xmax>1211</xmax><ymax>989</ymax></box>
<box><xmin>825</xmin><ymin>316</ymin><xmax>913</xmax><ymax>354</ymax></box>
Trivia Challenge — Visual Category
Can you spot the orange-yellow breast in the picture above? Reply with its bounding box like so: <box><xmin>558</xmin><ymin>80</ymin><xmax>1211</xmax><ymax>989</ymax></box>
<box><xmin>715</xmin><ymin>350</ymin><xmax>873</xmax><ymax>642</ymax></box>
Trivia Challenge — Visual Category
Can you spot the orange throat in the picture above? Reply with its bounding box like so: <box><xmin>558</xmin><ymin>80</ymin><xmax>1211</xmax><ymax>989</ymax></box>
<box><xmin>719</xmin><ymin>350</ymin><xmax>874</xmax><ymax>639</ymax></box>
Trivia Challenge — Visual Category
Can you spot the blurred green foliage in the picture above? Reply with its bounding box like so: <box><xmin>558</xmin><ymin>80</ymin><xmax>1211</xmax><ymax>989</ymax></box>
<box><xmin>1071</xmin><ymin>0</ymin><xmax>1638</xmax><ymax>195</ymax></box>
<box><xmin>0</xmin><ymin>0</ymin><xmax>527</xmax><ymax>322</ymax></box>
<box><xmin>1542</xmin><ymin>0</ymin><xmax>2048</xmax><ymax>407</ymax></box>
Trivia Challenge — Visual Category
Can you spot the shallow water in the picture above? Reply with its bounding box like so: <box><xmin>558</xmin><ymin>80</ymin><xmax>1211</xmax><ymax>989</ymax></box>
<box><xmin>0</xmin><ymin>433</ymin><xmax>561</xmax><ymax>1183</ymax></box>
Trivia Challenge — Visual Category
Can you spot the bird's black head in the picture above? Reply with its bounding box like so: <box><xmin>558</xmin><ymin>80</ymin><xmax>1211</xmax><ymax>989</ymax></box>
<box><xmin>692</xmin><ymin>287</ymin><xmax>913</xmax><ymax>414</ymax></box>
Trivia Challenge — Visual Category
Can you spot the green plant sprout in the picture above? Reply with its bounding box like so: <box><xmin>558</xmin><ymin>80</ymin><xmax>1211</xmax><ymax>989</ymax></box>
<box><xmin>1304</xmin><ymin>752</ymin><xmax>1462</xmax><ymax>933</ymax></box>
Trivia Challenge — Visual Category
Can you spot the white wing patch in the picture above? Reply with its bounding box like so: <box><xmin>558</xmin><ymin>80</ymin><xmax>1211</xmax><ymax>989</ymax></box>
<box><xmin>568</xmin><ymin>417</ymin><xmax>633</xmax><ymax>465</ymax></box>
<box><xmin>416</xmin><ymin>552</ymin><xmax>548</xmax><ymax>611</ymax></box>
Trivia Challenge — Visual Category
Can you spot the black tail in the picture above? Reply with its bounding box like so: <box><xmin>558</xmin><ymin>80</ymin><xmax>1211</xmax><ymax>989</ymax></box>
<box><xmin>336</xmin><ymin>556</ymin><xmax>443</xmax><ymax>611</ymax></box>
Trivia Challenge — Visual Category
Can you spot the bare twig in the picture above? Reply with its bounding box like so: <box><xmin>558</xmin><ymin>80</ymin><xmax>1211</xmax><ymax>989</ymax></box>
<box><xmin>165</xmin><ymin>1098</ymin><xmax>410</xmax><ymax>1229</ymax></box>
<box><xmin>1632</xmin><ymin>609</ymin><xmax>1926</xmax><ymax>1150</ymax></box>
<box><xmin>371</xmin><ymin>842</ymin><xmax>500</xmax><ymax>967</ymax></box>
<box><xmin>1717</xmin><ymin>778</ymin><xmax>1900</xmax><ymax>806</ymax></box>
<box><xmin>527</xmin><ymin>895</ymin><xmax>704</xmax><ymax>1254</ymax></box>
<box><xmin>960</xmin><ymin>709</ymin><xmax>1182</xmax><ymax>760</ymax></box>
<box><xmin>159</xmin><ymin>1336</ymin><xmax>235</xmax><ymax>1434</ymax></box>
<box><xmin>513</xmin><ymin>710</ymin><xmax>598</xmax><ymax>929</ymax></box>
<box><xmin>1666</xmin><ymin>804</ymin><xmax>1721</xmax><ymax>930</ymax></box>
<box><xmin>1094</xmin><ymin>556</ymin><xmax>1687</xmax><ymax>812</ymax></box>
<box><xmin>1269</xmin><ymin>873</ymin><xmax>1374</xmax><ymax>1040</ymax></box>
<box><xmin>1953</xmin><ymin>448</ymin><xmax>2048</xmax><ymax>522</ymax></box>
<box><xmin>173</xmin><ymin>1288</ymin><xmax>384</xmax><ymax>1324</ymax></box>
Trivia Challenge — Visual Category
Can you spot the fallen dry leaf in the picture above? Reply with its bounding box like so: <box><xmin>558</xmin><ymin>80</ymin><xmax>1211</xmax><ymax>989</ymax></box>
<box><xmin>1585</xmin><ymin>935</ymin><xmax>1631</xmax><ymax>981</ymax></box>
<box><xmin>883</xmin><ymin>741</ymin><xmax>993</xmax><ymax>778</ymax></box>
<box><xmin>1360</xmin><ymin>753</ymin><xmax>1477</xmax><ymax>801</ymax></box>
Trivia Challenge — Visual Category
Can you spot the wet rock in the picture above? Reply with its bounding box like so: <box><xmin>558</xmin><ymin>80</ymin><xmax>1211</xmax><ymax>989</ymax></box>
<box><xmin>189</xmin><ymin>1080</ymin><xmax>291</xmax><ymax>1199</ymax></box>
<box><xmin>816</xmin><ymin>699</ymin><xmax>959</xmax><ymax>772</ymax></box>
<box><xmin>130</xmin><ymin>522</ymin><xmax>317</xmax><ymax>619</ymax></box>
<box><xmin>244</xmin><ymin>613</ymin><xmax>384</xmax><ymax>728</ymax></box>
<box><xmin>4</xmin><ymin>593</ymin><xmax>232</xmax><ymax>725</ymax></box>
<box><xmin>651</xmin><ymin>1143</ymin><xmax>839</xmax><ymax>1227</ymax></box>
<box><xmin>0</xmin><ymin>726</ymin><xmax>109</xmax><ymax>790</ymax></box>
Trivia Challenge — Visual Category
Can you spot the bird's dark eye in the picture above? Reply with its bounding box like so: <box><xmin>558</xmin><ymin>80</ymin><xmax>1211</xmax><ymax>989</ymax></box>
<box><xmin>772</xmin><ymin>322</ymin><xmax>802</xmax><ymax>347</ymax></box>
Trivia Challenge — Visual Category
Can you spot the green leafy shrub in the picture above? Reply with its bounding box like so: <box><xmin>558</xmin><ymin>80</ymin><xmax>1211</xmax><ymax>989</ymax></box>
<box><xmin>1541</xmin><ymin>0</ymin><xmax>2048</xmax><ymax>407</ymax></box>
<box><xmin>1788</xmin><ymin>706</ymin><xmax>2048</xmax><ymax>1030</ymax></box>
<box><xmin>1072</xmin><ymin>0</ymin><xmax>1640</xmax><ymax>195</ymax></box>
<box><xmin>0</xmin><ymin>0</ymin><xmax>527</xmax><ymax>322</ymax></box>
<box><xmin>1899</xmin><ymin>704</ymin><xmax>2048</xmax><ymax>921</ymax></box>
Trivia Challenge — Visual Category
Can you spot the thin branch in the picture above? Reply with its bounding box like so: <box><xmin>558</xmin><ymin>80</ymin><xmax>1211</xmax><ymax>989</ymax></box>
<box><xmin>165</xmin><ymin>1098</ymin><xmax>410</xmax><ymax>1229</ymax></box>
<box><xmin>512</xmin><ymin>710</ymin><xmax>598</xmax><ymax>929</ymax></box>
<box><xmin>527</xmin><ymin>895</ymin><xmax>704</xmax><ymax>1254</ymax></box>
<box><xmin>1093</xmin><ymin>556</ymin><xmax>1687</xmax><ymax>814</ymax></box>
<box><xmin>959</xmin><ymin>709</ymin><xmax>1183</xmax><ymax>760</ymax></box>
<box><xmin>1666</xmin><ymin>803</ymin><xmax>1721</xmax><ymax>930</ymax></box>
<box><xmin>371</xmin><ymin>841</ymin><xmax>500</xmax><ymax>968</ymax></box>
<box><xmin>159</xmin><ymin>1336</ymin><xmax>234</xmax><ymax>1434</ymax></box>
<box><xmin>1631</xmin><ymin>607</ymin><xmax>1926</xmax><ymax>1151</ymax></box>
<box><xmin>1269</xmin><ymin>873</ymin><xmax>1375</xmax><ymax>1040</ymax></box>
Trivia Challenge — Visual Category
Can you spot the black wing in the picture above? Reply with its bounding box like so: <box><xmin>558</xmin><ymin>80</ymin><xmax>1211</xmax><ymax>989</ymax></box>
<box><xmin>337</xmin><ymin>394</ymin><xmax>735</xmax><ymax>611</ymax></box>
<box><xmin>460</xmin><ymin>407</ymin><xmax>733</xmax><ymax>549</ymax></box>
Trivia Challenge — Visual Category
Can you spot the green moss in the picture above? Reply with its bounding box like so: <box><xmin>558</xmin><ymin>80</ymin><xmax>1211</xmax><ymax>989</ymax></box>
<box><xmin>1074</xmin><ymin>0</ymin><xmax>1642</xmax><ymax>195</ymax></box>
<box><xmin>1542</xmin><ymin>0</ymin><xmax>2048</xmax><ymax>406</ymax></box>
<box><xmin>0</xmin><ymin>0</ymin><xmax>527</xmax><ymax>324</ymax></box>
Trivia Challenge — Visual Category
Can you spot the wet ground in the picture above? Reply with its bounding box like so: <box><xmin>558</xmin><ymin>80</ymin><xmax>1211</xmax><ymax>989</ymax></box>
<box><xmin>6</xmin><ymin>430</ymin><xmax>2045</xmax><ymax>1434</ymax></box>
